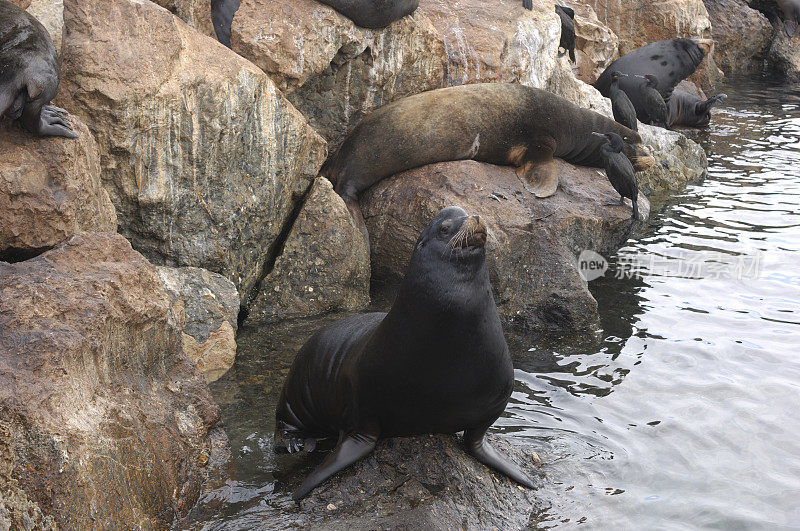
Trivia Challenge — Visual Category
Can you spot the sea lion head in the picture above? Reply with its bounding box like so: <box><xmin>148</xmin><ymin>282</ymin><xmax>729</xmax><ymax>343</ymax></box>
<box><xmin>414</xmin><ymin>206</ymin><xmax>488</xmax><ymax>267</ymax></box>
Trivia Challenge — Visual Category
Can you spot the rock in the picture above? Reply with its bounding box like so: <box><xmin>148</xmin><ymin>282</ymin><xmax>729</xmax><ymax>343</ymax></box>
<box><xmin>294</xmin><ymin>434</ymin><xmax>540</xmax><ymax>529</ymax></box>
<box><xmin>229</xmin><ymin>0</ymin><xmax>444</xmax><ymax>152</ymax></box>
<box><xmin>0</xmin><ymin>232</ymin><xmax>228</xmax><ymax>529</ymax></box>
<box><xmin>246</xmin><ymin>177</ymin><xmax>370</xmax><ymax>325</ymax></box>
<box><xmin>157</xmin><ymin>266</ymin><xmax>241</xmax><ymax>383</ymax></box>
<box><xmin>151</xmin><ymin>0</ymin><xmax>216</xmax><ymax>39</ymax></box>
<box><xmin>58</xmin><ymin>0</ymin><xmax>327</xmax><ymax>301</ymax></box>
<box><xmin>568</xmin><ymin>3</ymin><xmax>620</xmax><ymax>84</ymax></box>
<box><xmin>767</xmin><ymin>26</ymin><xmax>800</xmax><ymax>81</ymax></box>
<box><xmin>0</xmin><ymin>117</ymin><xmax>116</xmax><ymax>261</ymax></box>
<box><xmin>362</xmin><ymin>160</ymin><xmax>652</xmax><ymax>331</ymax></box>
<box><xmin>26</xmin><ymin>0</ymin><xmax>64</xmax><ymax>54</ymax></box>
<box><xmin>638</xmin><ymin>124</ymin><xmax>708</xmax><ymax>199</ymax></box>
<box><xmin>7</xmin><ymin>0</ymin><xmax>30</xmax><ymax>9</ymax></box>
<box><xmin>703</xmin><ymin>0</ymin><xmax>772</xmax><ymax>76</ymax></box>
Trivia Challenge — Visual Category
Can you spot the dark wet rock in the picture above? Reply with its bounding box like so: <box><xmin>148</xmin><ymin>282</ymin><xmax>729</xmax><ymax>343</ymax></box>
<box><xmin>58</xmin><ymin>0</ymin><xmax>327</xmax><ymax>300</ymax></box>
<box><xmin>0</xmin><ymin>117</ymin><xmax>117</xmax><ymax>259</ymax></box>
<box><xmin>703</xmin><ymin>0</ymin><xmax>772</xmax><ymax>76</ymax></box>
<box><xmin>0</xmin><ymin>232</ymin><xmax>229</xmax><ymax>529</ymax></box>
<box><xmin>157</xmin><ymin>266</ymin><xmax>241</xmax><ymax>382</ymax></box>
<box><xmin>295</xmin><ymin>434</ymin><xmax>542</xmax><ymax>530</ymax></box>
<box><xmin>246</xmin><ymin>177</ymin><xmax>370</xmax><ymax>325</ymax></box>
<box><xmin>362</xmin><ymin>160</ymin><xmax>652</xmax><ymax>331</ymax></box>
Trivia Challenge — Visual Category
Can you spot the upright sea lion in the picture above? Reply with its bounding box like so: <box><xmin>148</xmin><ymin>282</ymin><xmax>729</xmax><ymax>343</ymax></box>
<box><xmin>274</xmin><ymin>206</ymin><xmax>535</xmax><ymax>500</ymax></box>
<box><xmin>778</xmin><ymin>0</ymin><xmax>800</xmax><ymax>36</ymax></box>
<box><xmin>668</xmin><ymin>90</ymin><xmax>727</xmax><ymax>128</ymax></box>
<box><xmin>592</xmin><ymin>132</ymin><xmax>639</xmax><ymax>220</ymax></box>
<box><xmin>555</xmin><ymin>5</ymin><xmax>576</xmax><ymax>63</ymax></box>
<box><xmin>595</xmin><ymin>38</ymin><xmax>712</xmax><ymax>124</ymax></box>
<box><xmin>323</xmin><ymin>83</ymin><xmax>654</xmax><ymax>243</ymax></box>
<box><xmin>0</xmin><ymin>0</ymin><xmax>77</xmax><ymax>138</ymax></box>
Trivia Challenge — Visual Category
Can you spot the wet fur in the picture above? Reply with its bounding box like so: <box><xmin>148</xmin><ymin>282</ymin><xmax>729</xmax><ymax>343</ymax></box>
<box><xmin>275</xmin><ymin>207</ymin><xmax>534</xmax><ymax>500</ymax></box>
<box><xmin>667</xmin><ymin>90</ymin><xmax>727</xmax><ymax>128</ymax></box>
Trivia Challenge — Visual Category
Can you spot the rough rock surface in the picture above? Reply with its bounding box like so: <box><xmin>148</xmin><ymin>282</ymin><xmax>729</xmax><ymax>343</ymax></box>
<box><xmin>157</xmin><ymin>266</ymin><xmax>241</xmax><ymax>383</ymax></box>
<box><xmin>703</xmin><ymin>0</ymin><xmax>772</xmax><ymax>76</ymax></box>
<box><xmin>569</xmin><ymin>3</ymin><xmax>620</xmax><ymax>84</ymax></box>
<box><xmin>0</xmin><ymin>117</ymin><xmax>116</xmax><ymax>260</ymax></box>
<box><xmin>767</xmin><ymin>25</ymin><xmax>800</xmax><ymax>80</ymax></box>
<box><xmin>293</xmin><ymin>435</ymin><xmax>542</xmax><ymax>529</ymax></box>
<box><xmin>26</xmin><ymin>0</ymin><xmax>64</xmax><ymax>54</ymax></box>
<box><xmin>151</xmin><ymin>0</ymin><xmax>216</xmax><ymax>39</ymax></box>
<box><xmin>58</xmin><ymin>0</ymin><xmax>327</xmax><ymax>299</ymax></box>
<box><xmin>362</xmin><ymin>160</ymin><xmax>652</xmax><ymax>331</ymax></box>
<box><xmin>246</xmin><ymin>177</ymin><xmax>370</xmax><ymax>325</ymax></box>
<box><xmin>638</xmin><ymin>124</ymin><xmax>708</xmax><ymax>197</ymax></box>
<box><xmin>230</xmin><ymin>0</ymin><xmax>445</xmax><ymax>152</ymax></box>
<box><xmin>0</xmin><ymin>232</ymin><xmax>228</xmax><ymax>529</ymax></box>
<box><xmin>7</xmin><ymin>0</ymin><xmax>30</xmax><ymax>9</ymax></box>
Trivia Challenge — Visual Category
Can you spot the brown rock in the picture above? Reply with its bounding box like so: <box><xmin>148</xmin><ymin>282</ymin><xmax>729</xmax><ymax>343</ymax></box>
<box><xmin>703</xmin><ymin>0</ymin><xmax>772</xmax><ymax>76</ymax></box>
<box><xmin>157</xmin><ymin>266</ymin><xmax>241</xmax><ymax>383</ymax></box>
<box><xmin>58</xmin><ymin>0</ymin><xmax>327</xmax><ymax>300</ymax></box>
<box><xmin>767</xmin><ymin>25</ymin><xmax>800</xmax><ymax>80</ymax></box>
<box><xmin>0</xmin><ymin>232</ymin><xmax>228</xmax><ymax>529</ymax></box>
<box><xmin>362</xmin><ymin>160</ymin><xmax>651</xmax><ymax>331</ymax></box>
<box><xmin>569</xmin><ymin>3</ymin><xmax>620</xmax><ymax>84</ymax></box>
<box><xmin>151</xmin><ymin>0</ymin><xmax>216</xmax><ymax>38</ymax></box>
<box><xmin>26</xmin><ymin>0</ymin><xmax>64</xmax><ymax>54</ymax></box>
<box><xmin>246</xmin><ymin>177</ymin><xmax>370</xmax><ymax>325</ymax></box>
<box><xmin>0</xmin><ymin>117</ymin><xmax>116</xmax><ymax>260</ymax></box>
<box><xmin>231</xmin><ymin>0</ymin><xmax>445</xmax><ymax>151</ymax></box>
<box><xmin>7</xmin><ymin>0</ymin><xmax>30</xmax><ymax>9</ymax></box>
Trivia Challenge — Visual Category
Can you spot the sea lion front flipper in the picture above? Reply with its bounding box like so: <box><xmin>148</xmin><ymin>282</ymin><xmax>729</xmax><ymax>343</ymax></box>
<box><xmin>292</xmin><ymin>431</ymin><xmax>377</xmax><ymax>501</ymax></box>
<box><xmin>211</xmin><ymin>0</ymin><xmax>242</xmax><ymax>48</ymax></box>
<box><xmin>35</xmin><ymin>106</ymin><xmax>78</xmax><ymax>138</ymax></box>
<box><xmin>464</xmin><ymin>426</ymin><xmax>535</xmax><ymax>489</ymax></box>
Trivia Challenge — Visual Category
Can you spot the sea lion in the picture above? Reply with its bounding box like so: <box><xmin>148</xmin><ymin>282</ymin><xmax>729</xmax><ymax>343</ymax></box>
<box><xmin>608</xmin><ymin>71</ymin><xmax>638</xmax><ymax>131</ymax></box>
<box><xmin>274</xmin><ymin>206</ymin><xmax>535</xmax><ymax>500</ymax></box>
<box><xmin>636</xmin><ymin>74</ymin><xmax>669</xmax><ymax>129</ymax></box>
<box><xmin>667</xmin><ymin>90</ymin><xmax>727</xmax><ymax>128</ymax></box>
<box><xmin>778</xmin><ymin>0</ymin><xmax>800</xmax><ymax>37</ymax></box>
<box><xmin>0</xmin><ymin>0</ymin><xmax>77</xmax><ymax>138</ymax></box>
<box><xmin>323</xmin><ymin>83</ymin><xmax>655</xmax><ymax>243</ymax></box>
<box><xmin>595</xmin><ymin>38</ymin><xmax>712</xmax><ymax>124</ymax></box>
<box><xmin>211</xmin><ymin>0</ymin><xmax>241</xmax><ymax>48</ymax></box>
<box><xmin>555</xmin><ymin>5</ymin><xmax>576</xmax><ymax>63</ymax></box>
<box><xmin>592</xmin><ymin>132</ymin><xmax>639</xmax><ymax>220</ymax></box>
<box><xmin>317</xmin><ymin>0</ymin><xmax>419</xmax><ymax>28</ymax></box>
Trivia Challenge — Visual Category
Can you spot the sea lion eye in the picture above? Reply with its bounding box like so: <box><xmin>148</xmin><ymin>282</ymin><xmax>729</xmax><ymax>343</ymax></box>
<box><xmin>439</xmin><ymin>223</ymin><xmax>451</xmax><ymax>236</ymax></box>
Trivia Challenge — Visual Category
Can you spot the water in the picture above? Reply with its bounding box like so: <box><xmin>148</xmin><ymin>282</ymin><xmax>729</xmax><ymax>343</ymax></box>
<box><xmin>192</xmin><ymin>79</ymin><xmax>800</xmax><ymax>529</ymax></box>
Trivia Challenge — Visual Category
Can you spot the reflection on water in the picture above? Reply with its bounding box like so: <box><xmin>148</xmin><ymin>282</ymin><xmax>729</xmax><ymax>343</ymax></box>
<box><xmin>192</xmin><ymin>78</ymin><xmax>800</xmax><ymax>529</ymax></box>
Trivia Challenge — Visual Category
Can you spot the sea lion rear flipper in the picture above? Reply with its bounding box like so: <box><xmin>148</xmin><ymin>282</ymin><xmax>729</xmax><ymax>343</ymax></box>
<box><xmin>211</xmin><ymin>0</ymin><xmax>242</xmax><ymax>48</ymax></box>
<box><xmin>520</xmin><ymin>159</ymin><xmax>558</xmax><ymax>198</ymax></box>
<box><xmin>292</xmin><ymin>431</ymin><xmax>377</xmax><ymax>500</ymax></box>
<box><xmin>464</xmin><ymin>426</ymin><xmax>535</xmax><ymax>489</ymax></box>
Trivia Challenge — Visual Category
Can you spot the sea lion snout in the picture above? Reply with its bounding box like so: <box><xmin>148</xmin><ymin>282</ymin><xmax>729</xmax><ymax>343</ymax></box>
<box><xmin>449</xmin><ymin>214</ymin><xmax>487</xmax><ymax>250</ymax></box>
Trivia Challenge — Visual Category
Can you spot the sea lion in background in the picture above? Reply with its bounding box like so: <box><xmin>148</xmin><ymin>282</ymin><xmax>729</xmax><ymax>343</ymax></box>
<box><xmin>608</xmin><ymin>71</ymin><xmax>638</xmax><ymax>131</ymax></box>
<box><xmin>636</xmin><ymin>74</ymin><xmax>669</xmax><ymax>129</ymax></box>
<box><xmin>668</xmin><ymin>90</ymin><xmax>727</xmax><ymax>128</ymax></box>
<box><xmin>778</xmin><ymin>0</ymin><xmax>800</xmax><ymax>36</ymax></box>
<box><xmin>595</xmin><ymin>38</ymin><xmax>712</xmax><ymax>124</ymax></box>
<box><xmin>323</xmin><ymin>83</ymin><xmax>655</xmax><ymax>244</ymax></box>
<box><xmin>0</xmin><ymin>0</ymin><xmax>77</xmax><ymax>138</ymax></box>
<box><xmin>592</xmin><ymin>132</ymin><xmax>639</xmax><ymax>220</ymax></box>
<box><xmin>274</xmin><ymin>206</ymin><xmax>535</xmax><ymax>500</ymax></box>
<box><xmin>555</xmin><ymin>5</ymin><xmax>576</xmax><ymax>63</ymax></box>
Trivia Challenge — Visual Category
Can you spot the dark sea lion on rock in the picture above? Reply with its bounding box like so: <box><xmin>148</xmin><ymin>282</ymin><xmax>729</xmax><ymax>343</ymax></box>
<box><xmin>317</xmin><ymin>0</ymin><xmax>420</xmax><ymax>29</ymax></box>
<box><xmin>211</xmin><ymin>0</ymin><xmax>241</xmax><ymax>48</ymax></box>
<box><xmin>778</xmin><ymin>0</ymin><xmax>800</xmax><ymax>36</ymax></box>
<box><xmin>323</xmin><ymin>83</ymin><xmax>655</xmax><ymax>243</ymax></box>
<box><xmin>609</xmin><ymin>71</ymin><xmax>638</xmax><ymax>131</ymax></box>
<box><xmin>555</xmin><ymin>5</ymin><xmax>576</xmax><ymax>62</ymax></box>
<box><xmin>595</xmin><ymin>38</ymin><xmax>712</xmax><ymax>124</ymax></box>
<box><xmin>636</xmin><ymin>74</ymin><xmax>669</xmax><ymax>129</ymax></box>
<box><xmin>668</xmin><ymin>90</ymin><xmax>727</xmax><ymax>128</ymax></box>
<box><xmin>592</xmin><ymin>132</ymin><xmax>639</xmax><ymax>220</ymax></box>
<box><xmin>0</xmin><ymin>0</ymin><xmax>77</xmax><ymax>138</ymax></box>
<box><xmin>274</xmin><ymin>206</ymin><xmax>535</xmax><ymax>500</ymax></box>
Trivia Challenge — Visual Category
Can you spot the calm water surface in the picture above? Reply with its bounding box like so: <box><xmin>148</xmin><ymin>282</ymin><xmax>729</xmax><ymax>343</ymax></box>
<box><xmin>195</xmin><ymin>79</ymin><xmax>800</xmax><ymax>529</ymax></box>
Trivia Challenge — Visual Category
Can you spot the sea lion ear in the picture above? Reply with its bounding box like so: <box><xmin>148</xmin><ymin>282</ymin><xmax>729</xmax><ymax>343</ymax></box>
<box><xmin>27</xmin><ymin>80</ymin><xmax>44</xmax><ymax>100</ymax></box>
